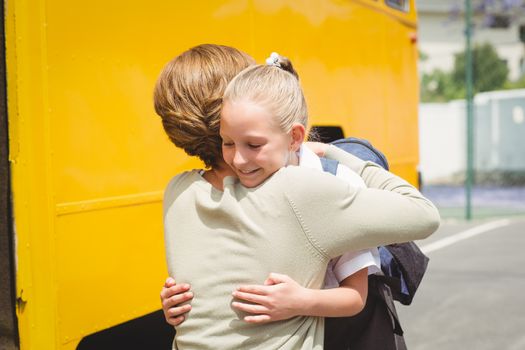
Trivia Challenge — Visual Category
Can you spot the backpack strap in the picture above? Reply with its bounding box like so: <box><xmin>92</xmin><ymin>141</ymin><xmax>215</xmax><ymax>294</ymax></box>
<box><xmin>319</xmin><ymin>157</ymin><xmax>339</xmax><ymax>175</ymax></box>
<box><xmin>331</xmin><ymin>137</ymin><xmax>390</xmax><ymax>170</ymax></box>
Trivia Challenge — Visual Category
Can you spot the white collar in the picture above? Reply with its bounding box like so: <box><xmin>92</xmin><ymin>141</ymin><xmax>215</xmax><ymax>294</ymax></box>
<box><xmin>298</xmin><ymin>145</ymin><xmax>323</xmax><ymax>171</ymax></box>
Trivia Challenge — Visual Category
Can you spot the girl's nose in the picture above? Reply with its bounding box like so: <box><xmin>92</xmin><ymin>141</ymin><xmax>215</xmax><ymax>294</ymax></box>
<box><xmin>233</xmin><ymin>149</ymin><xmax>248</xmax><ymax>167</ymax></box>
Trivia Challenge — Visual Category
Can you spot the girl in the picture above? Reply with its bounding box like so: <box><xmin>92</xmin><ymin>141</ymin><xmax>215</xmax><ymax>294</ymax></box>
<box><xmin>219</xmin><ymin>53</ymin><xmax>381</xmax><ymax>322</ymax></box>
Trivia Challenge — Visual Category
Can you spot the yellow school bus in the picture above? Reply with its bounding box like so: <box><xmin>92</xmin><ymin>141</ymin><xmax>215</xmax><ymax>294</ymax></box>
<box><xmin>0</xmin><ymin>0</ymin><xmax>419</xmax><ymax>349</ymax></box>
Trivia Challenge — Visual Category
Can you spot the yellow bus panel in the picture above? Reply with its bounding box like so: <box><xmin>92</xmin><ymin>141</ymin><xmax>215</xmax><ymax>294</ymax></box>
<box><xmin>4</xmin><ymin>1</ymin><xmax>419</xmax><ymax>348</ymax></box>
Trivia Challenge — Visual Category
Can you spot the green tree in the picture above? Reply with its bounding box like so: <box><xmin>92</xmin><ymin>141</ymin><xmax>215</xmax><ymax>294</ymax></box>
<box><xmin>420</xmin><ymin>42</ymin><xmax>510</xmax><ymax>102</ymax></box>
<box><xmin>504</xmin><ymin>74</ymin><xmax>525</xmax><ymax>89</ymax></box>
<box><xmin>420</xmin><ymin>69</ymin><xmax>463</xmax><ymax>102</ymax></box>
<box><xmin>452</xmin><ymin>42</ymin><xmax>509</xmax><ymax>94</ymax></box>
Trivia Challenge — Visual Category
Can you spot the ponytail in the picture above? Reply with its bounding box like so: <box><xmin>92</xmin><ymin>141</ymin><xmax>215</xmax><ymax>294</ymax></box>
<box><xmin>265</xmin><ymin>52</ymin><xmax>299</xmax><ymax>80</ymax></box>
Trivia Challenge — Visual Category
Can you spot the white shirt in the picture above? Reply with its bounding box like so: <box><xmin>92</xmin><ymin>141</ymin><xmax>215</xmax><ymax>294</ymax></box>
<box><xmin>299</xmin><ymin>145</ymin><xmax>381</xmax><ymax>288</ymax></box>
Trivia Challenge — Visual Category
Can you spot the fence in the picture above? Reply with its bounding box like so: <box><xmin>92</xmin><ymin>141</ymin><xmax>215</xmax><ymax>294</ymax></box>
<box><xmin>419</xmin><ymin>89</ymin><xmax>525</xmax><ymax>219</ymax></box>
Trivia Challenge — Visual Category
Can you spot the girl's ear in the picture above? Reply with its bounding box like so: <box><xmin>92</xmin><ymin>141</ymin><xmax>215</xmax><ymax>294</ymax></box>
<box><xmin>290</xmin><ymin>123</ymin><xmax>306</xmax><ymax>152</ymax></box>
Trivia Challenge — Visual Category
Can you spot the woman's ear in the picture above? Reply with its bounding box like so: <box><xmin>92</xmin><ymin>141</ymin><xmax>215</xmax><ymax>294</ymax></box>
<box><xmin>289</xmin><ymin>123</ymin><xmax>306</xmax><ymax>152</ymax></box>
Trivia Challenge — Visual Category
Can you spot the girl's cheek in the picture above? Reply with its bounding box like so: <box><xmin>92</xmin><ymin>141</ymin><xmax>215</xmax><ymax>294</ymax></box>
<box><xmin>222</xmin><ymin>148</ymin><xmax>233</xmax><ymax>163</ymax></box>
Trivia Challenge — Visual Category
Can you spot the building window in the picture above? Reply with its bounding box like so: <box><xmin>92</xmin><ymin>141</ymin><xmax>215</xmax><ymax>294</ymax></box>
<box><xmin>385</xmin><ymin>0</ymin><xmax>409</xmax><ymax>12</ymax></box>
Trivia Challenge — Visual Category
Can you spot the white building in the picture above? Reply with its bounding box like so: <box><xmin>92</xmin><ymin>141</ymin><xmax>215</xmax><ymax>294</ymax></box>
<box><xmin>416</xmin><ymin>0</ymin><xmax>525</xmax><ymax>81</ymax></box>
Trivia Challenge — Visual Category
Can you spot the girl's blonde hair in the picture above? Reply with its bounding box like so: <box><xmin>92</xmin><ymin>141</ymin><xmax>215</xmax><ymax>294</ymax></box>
<box><xmin>223</xmin><ymin>54</ymin><xmax>308</xmax><ymax>133</ymax></box>
<box><xmin>154</xmin><ymin>44</ymin><xmax>255</xmax><ymax>168</ymax></box>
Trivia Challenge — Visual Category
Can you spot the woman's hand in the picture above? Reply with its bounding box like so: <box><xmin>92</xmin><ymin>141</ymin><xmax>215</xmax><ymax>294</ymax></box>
<box><xmin>305</xmin><ymin>141</ymin><xmax>328</xmax><ymax>157</ymax></box>
<box><xmin>160</xmin><ymin>277</ymin><xmax>194</xmax><ymax>326</ymax></box>
<box><xmin>231</xmin><ymin>273</ymin><xmax>311</xmax><ymax>324</ymax></box>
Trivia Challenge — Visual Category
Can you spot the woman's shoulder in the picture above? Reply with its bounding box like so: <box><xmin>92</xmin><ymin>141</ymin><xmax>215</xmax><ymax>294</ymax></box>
<box><xmin>163</xmin><ymin>170</ymin><xmax>203</xmax><ymax>212</ymax></box>
<box><xmin>275</xmin><ymin>166</ymin><xmax>351</xmax><ymax>195</ymax></box>
<box><xmin>279</xmin><ymin>165</ymin><xmax>344</xmax><ymax>183</ymax></box>
<box><xmin>166</xmin><ymin>169</ymin><xmax>201</xmax><ymax>191</ymax></box>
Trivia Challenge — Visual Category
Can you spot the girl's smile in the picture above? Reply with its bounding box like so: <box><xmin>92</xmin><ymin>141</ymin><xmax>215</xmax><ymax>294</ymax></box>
<box><xmin>220</xmin><ymin>99</ymin><xmax>296</xmax><ymax>188</ymax></box>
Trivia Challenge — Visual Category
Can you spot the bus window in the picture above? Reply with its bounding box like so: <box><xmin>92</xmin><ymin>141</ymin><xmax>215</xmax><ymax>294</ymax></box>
<box><xmin>385</xmin><ymin>0</ymin><xmax>409</xmax><ymax>12</ymax></box>
<box><xmin>309</xmin><ymin>126</ymin><xmax>345</xmax><ymax>144</ymax></box>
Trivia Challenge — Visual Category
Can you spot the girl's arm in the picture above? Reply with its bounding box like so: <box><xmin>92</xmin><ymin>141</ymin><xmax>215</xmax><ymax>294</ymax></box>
<box><xmin>231</xmin><ymin>270</ymin><xmax>368</xmax><ymax>324</ymax></box>
<box><xmin>160</xmin><ymin>277</ymin><xmax>194</xmax><ymax>326</ymax></box>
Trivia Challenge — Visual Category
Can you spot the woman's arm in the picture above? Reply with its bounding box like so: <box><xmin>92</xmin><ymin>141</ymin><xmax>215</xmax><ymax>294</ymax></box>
<box><xmin>231</xmin><ymin>271</ymin><xmax>368</xmax><ymax>324</ymax></box>
<box><xmin>160</xmin><ymin>277</ymin><xmax>194</xmax><ymax>326</ymax></box>
<box><xmin>280</xmin><ymin>152</ymin><xmax>440</xmax><ymax>258</ymax></box>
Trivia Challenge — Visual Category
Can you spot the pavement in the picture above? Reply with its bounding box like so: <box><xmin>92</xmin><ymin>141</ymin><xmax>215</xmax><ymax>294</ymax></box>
<box><xmin>397</xmin><ymin>216</ymin><xmax>525</xmax><ymax>350</ymax></box>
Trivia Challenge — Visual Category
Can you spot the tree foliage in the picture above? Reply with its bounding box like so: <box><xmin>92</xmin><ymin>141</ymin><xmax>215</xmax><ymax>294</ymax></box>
<box><xmin>420</xmin><ymin>1</ymin><xmax>525</xmax><ymax>102</ymax></box>
<box><xmin>504</xmin><ymin>74</ymin><xmax>525</xmax><ymax>89</ymax></box>
<box><xmin>449</xmin><ymin>0</ymin><xmax>525</xmax><ymax>27</ymax></box>
<box><xmin>420</xmin><ymin>43</ymin><xmax>510</xmax><ymax>102</ymax></box>
<box><xmin>452</xmin><ymin>42</ymin><xmax>509</xmax><ymax>93</ymax></box>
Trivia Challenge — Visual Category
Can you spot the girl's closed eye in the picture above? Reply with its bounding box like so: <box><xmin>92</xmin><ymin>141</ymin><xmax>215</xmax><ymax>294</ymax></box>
<box><xmin>223</xmin><ymin>141</ymin><xmax>234</xmax><ymax>147</ymax></box>
<box><xmin>248</xmin><ymin>144</ymin><xmax>261</xmax><ymax>149</ymax></box>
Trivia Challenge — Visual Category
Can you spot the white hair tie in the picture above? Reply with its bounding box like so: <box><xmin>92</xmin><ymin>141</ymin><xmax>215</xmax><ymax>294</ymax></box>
<box><xmin>265</xmin><ymin>52</ymin><xmax>281</xmax><ymax>67</ymax></box>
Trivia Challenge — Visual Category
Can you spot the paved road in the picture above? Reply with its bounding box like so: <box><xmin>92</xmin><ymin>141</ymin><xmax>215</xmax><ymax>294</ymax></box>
<box><xmin>397</xmin><ymin>217</ymin><xmax>525</xmax><ymax>350</ymax></box>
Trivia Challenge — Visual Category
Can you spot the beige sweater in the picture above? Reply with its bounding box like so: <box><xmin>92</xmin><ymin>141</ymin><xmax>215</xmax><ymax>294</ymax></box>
<box><xmin>163</xmin><ymin>145</ymin><xmax>440</xmax><ymax>350</ymax></box>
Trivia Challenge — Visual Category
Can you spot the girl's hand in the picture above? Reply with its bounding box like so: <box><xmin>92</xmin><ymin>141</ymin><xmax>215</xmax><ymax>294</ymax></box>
<box><xmin>231</xmin><ymin>273</ymin><xmax>311</xmax><ymax>324</ymax></box>
<box><xmin>160</xmin><ymin>277</ymin><xmax>194</xmax><ymax>326</ymax></box>
<box><xmin>305</xmin><ymin>141</ymin><xmax>328</xmax><ymax>157</ymax></box>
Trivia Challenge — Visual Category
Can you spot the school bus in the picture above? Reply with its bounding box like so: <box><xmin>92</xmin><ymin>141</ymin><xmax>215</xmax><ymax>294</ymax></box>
<box><xmin>0</xmin><ymin>0</ymin><xmax>419</xmax><ymax>349</ymax></box>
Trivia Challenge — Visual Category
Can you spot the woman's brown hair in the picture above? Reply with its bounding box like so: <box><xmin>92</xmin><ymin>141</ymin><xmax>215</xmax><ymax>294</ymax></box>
<box><xmin>154</xmin><ymin>44</ymin><xmax>255</xmax><ymax>168</ymax></box>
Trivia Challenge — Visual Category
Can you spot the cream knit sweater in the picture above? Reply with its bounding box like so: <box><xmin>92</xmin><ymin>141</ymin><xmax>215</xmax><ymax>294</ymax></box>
<box><xmin>163</xmin><ymin>145</ymin><xmax>440</xmax><ymax>350</ymax></box>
